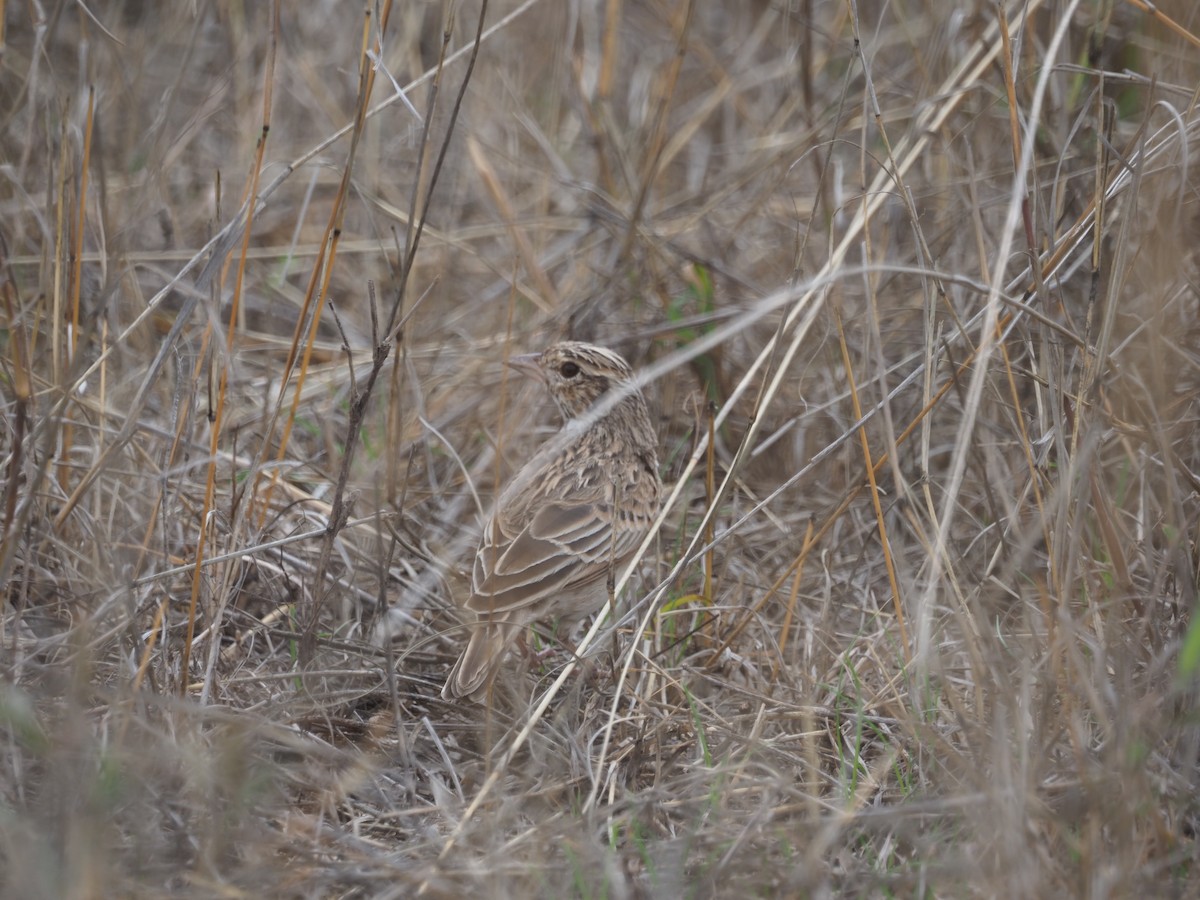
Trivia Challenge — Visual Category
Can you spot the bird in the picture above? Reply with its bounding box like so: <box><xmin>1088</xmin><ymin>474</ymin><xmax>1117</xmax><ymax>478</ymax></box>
<box><xmin>441</xmin><ymin>341</ymin><xmax>662</xmax><ymax>701</ymax></box>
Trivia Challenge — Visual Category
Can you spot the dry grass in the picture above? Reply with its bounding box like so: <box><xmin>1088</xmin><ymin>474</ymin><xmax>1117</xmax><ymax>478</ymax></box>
<box><xmin>2</xmin><ymin>0</ymin><xmax>1200</xmax><ymax>896</ymax></box>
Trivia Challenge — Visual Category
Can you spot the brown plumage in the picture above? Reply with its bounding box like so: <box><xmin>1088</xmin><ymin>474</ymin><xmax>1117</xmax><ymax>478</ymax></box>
<box><xmin>441</xmin><ymin>342</ymin><xmax>662</xmax><ymax>701</ymax></box>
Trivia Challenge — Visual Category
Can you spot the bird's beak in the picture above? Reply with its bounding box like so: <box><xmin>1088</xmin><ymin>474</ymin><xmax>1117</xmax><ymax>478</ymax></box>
<box><xmin>506</xmin><ymin>353</ymin><xmax>544</xmax><ymax>382</ymax></box>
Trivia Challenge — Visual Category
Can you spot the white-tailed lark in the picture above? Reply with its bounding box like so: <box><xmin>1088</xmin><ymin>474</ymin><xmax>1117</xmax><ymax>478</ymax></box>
<box><xmin>441</xmin><ymin>342</ymin><xmax>662</xmax><ymax>700</ymax></box>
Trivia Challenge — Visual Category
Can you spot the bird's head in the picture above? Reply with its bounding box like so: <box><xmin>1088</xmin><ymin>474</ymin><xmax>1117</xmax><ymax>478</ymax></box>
<box><xmin>508</xmin><ymin>341</ymin><xmax>639</xmax><ymax>421</ymax></box>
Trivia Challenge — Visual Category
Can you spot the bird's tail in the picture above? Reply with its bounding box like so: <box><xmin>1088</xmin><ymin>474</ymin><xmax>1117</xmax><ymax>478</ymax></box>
<box><xmin>441</xmin><ymin>621</ymin><xmax>514</xmax><ymax>700</ymax></box>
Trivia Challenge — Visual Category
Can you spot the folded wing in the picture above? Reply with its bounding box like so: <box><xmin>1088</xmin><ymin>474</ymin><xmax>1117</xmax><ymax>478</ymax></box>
<box><xmin>466</xmin><ymin>501</ymin><xmax>643</xmax><ymax>617</ymax></box>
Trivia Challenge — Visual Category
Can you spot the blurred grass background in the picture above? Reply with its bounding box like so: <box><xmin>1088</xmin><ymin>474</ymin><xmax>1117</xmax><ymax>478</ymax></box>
<box><xmin>2</xmin><ymin>0</ymin><xmax>1200</xmax><ymax>896</ymax></box>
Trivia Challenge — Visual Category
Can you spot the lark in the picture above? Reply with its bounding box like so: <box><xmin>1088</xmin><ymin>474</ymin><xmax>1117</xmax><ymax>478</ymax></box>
<box><xmin>441</xmin><ymin>342</ymin><xmax>662</xmax><ymax>700</ymax></box>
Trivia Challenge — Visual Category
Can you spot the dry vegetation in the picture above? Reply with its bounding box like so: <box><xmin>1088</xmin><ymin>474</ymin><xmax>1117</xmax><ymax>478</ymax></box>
<box><xmin>2</xmin><ymin>0</ymin><xmax>1200</xmax><ymax>896</ymax></box>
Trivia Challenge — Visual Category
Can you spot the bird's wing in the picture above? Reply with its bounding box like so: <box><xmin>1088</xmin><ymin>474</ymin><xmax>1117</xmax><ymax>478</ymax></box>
<box><xmin>466</xmin><ymin>501</ymin><xmax>643</xmax><ymax>616</ymax></box>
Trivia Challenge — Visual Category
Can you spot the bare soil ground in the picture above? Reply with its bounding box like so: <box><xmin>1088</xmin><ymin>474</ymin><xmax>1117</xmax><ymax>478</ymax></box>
<box><xmin>2</xmin><ymin>1</ymin><xmax>1200</xmax><ymax>896</ymax></box>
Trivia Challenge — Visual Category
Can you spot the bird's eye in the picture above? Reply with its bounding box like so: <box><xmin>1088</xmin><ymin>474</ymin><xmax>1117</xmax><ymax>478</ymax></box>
<box><xmin>560</xmin><ymin>361</ymin><xmax>580</xmax><ymax>378</ymax></box>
